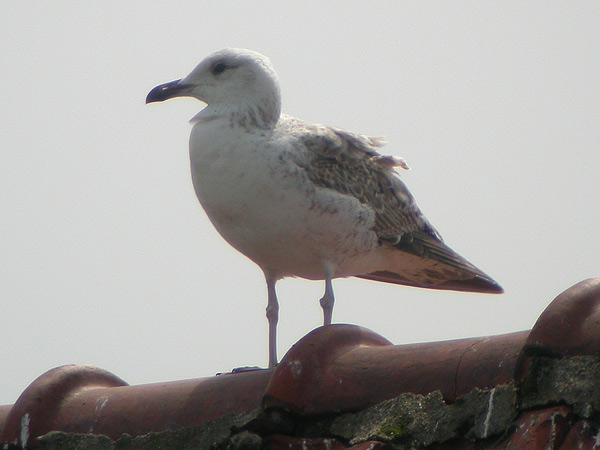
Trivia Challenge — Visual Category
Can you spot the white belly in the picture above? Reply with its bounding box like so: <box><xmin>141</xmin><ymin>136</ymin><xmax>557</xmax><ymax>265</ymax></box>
<box><xmin>189</xmin><ymin>121</ymin><xmax>380</xmax><ymax>280</ymax></box>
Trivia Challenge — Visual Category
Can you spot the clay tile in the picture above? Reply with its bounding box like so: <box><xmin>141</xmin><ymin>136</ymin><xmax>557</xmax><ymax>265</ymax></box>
<box><xmin>558</xmin><ymin>420</ymin><xmax>599</xmax><ymax>450</ymax></box>
<box><xmin>525</xmin><ymin>279</ymin><xmax>600</xmax><ymax>357</ymax></box>
<box><xmin>264</xmin><ymin>435</ymin><xmax>393</xmax><ymax>450</ymax></box>
<box><xmin>264</xmin><ymin>435</ymin><xmax>347</xmax><ymax>450</ymax></box>
<box><xmin>263</xmin><ymin>324</ymin><xmax>393</xmax><ymax>413</ymax></box>
<box><xmin>0</xmin><ymin>364</ymin><xmax>272</xmax><ymax>448</ymax></box>
<box><xmin>454</xmin><ymin>330</ymin><xmax>528</xmax><ymax>398</ymax></box>
<box><xmin>500</xmin><ymin>406</ymin><xmax>573</xmax><ymax>450</ymax></box>
<box><xmin>0</xmin><ymin>365</ymin><xmax>127</xmax><ymax>448</ymax></box>
<box><xmin>5</xmin><ymin>279</ymin><xmax>600</xmax><ymax>448</ymax></box>
<box><xmin>0</xmin><ymin>405</ymin><xmax>13</xmax><ymax>434</ymax></box>
<box><xmin>264</xmin><ymin>324</ymin><xmax>523</xmax><ymax>415</ymax></box>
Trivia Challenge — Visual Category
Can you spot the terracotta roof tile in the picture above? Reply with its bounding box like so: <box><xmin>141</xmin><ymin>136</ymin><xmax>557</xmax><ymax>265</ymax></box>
<box><xmin>524</xmin><ymin>278</ymin><xmax>600</xmax><ymax>357</ymax></box>
<box><xmin>1</xmin><ymin>278</ymin><xmax>600</xmax><ymax>449</ymax></box>
<box><xmin>263</xmin><ymin>326</ymin><xmax>526</xmax><ymax>414</ymax></box>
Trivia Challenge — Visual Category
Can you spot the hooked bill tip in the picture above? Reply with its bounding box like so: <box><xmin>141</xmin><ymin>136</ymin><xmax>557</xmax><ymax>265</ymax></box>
<box><xmin>146</xmin><ymin>79</ymin><xmax>185</xmax><ymax>104</ymax></box>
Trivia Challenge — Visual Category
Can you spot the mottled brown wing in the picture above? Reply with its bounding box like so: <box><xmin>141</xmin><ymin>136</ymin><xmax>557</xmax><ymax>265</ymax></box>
<box><xmin>294</xmin><ymin>124</ymin><xmax>438</xmax><ymax>242</ymax></box>
<box><xmin>293</xmin><ymin>124</ymin><xmax>503</xmax><ymax>294</ymax></box>
<box><xmin>304</xmin><ymin>152</ymin><xmax>433</xmax><ymax>237</ymax></box>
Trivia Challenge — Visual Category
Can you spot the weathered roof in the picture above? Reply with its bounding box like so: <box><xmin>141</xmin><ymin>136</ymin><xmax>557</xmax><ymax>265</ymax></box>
<box><xmin>1</xmin><ymin>278</ymin><xmax>600</xmax><ymax>449</ymax></box>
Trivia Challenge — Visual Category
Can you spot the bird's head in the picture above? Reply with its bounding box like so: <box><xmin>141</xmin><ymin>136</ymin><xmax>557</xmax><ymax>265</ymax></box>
<box><xmin>146</xmin><ymin>48</ymin><xmax>282</xmax><ymax>129</ymax></box>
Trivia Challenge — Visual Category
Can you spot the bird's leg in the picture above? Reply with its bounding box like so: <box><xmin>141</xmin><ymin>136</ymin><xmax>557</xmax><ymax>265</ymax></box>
<box><xmin>319</xmin><ymin>265</ymin><xmax>335</xmax><ymax>326</ymax></box>
<box><xmin>264</xmin><ymin>271</ymin><xmax>279</xmax><ymax>368</ymax></box>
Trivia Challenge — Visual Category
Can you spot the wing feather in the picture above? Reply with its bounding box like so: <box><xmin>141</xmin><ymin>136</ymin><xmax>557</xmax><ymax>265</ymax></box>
<box><xmin>286</xmin><ymin>120</ymin><xmax>438</xmax><ymax>241</ymax></box>
<box><xmin>282</xmin><ymin>118</ymin><xmax>502</xmax><ymax>293</ymax></box>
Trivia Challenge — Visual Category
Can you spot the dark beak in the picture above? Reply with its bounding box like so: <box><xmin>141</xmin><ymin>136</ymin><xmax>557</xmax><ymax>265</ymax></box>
<box><xmin>146</xmin><ymin>79</ymin><xmax>192</xmax><ymax>104</ymax></box>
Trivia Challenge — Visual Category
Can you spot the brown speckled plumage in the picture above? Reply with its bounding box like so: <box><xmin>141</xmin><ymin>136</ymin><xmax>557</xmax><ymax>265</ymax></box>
<box><xmin>280</xmin><ymin>119</ymin><xmax>496</xmax><ymax>287</ymax></box>
<box><xmin>147</xmin><ymin>47</ymin><xmax>503</xmax><ymax>368</ymax></box>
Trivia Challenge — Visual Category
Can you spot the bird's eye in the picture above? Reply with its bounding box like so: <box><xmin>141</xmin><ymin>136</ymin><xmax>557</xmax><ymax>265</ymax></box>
<box><xmin>211</xmin><ymin>62</ymin><xmax>227</xmax><ymax>75</ymax></box>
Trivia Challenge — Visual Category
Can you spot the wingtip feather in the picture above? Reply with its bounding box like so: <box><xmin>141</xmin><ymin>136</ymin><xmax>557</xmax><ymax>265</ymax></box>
<box><xmin>357</xmin><ymin>271</ymin><xmax>504</xmax><ymax>294</ymax></box>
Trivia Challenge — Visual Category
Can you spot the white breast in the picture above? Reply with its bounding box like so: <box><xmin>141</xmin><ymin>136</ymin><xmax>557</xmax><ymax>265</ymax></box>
<box><xmin>188</xmin><ymin>119</ymin><xmax>380</xmax><ymax>280</ymax></box>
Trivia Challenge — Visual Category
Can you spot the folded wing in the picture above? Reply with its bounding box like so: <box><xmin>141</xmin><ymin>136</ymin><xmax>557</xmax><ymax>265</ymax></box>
<box><xmin>287</xmin><ymin>119</ymin><xmax>503</xmax><ymax>294</ymax></box>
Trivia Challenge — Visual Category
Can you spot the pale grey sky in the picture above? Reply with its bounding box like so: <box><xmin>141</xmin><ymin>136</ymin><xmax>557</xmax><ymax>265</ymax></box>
<box><xmin>1</xmin><ymin>2</ymin><xmax>599</xmax><ymax>405</ymax></box>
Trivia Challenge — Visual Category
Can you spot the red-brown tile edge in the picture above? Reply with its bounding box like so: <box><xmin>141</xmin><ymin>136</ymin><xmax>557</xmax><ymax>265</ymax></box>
<box><xmin>500</xmin><ymin>406</ymin><xmax>574</xmax><ymax>450</ymax></box>
<box><xmin>263</xmin><ymin>324</ymin><xmax>393</xmax><ymax>413</ymax></box>
<box><xmin>515</xmin><ymin>278</ymin><xmax>600</xmax><ymax>382</ymax></box>
<box><xmin>1</xmin><ymin>325</ymin><xmax>528</xmax><ymax>447</ymax></box>
<box><xmin>530</xmin><ymin>279</ymin><xmax>600</xmax><ymax>356</ymax></box>
<box><xmin>0</xmin><ymin>406</ymin><xmax>12</xmax><ymax>437</ymax></box>
<box><xmin>28</xmin><ymin>400</ymin><xmax>600</xmax><ymax>450</ymax></box>
<box><xmin>0</xmin><ymin>365</ymin><xmax>272</xmax><ymax>448</ymax></box>
<box><xmin>4</xmin><ymin>279</ymin><xmax>600</xmax><ymax>448</ymax></box>
<box><xmin>5</xmin><ymin>357</ymin><xmax>600</xmax><ymax>449</ymax></box>
<box><xmin>264</xmin><ymin>435</ymin><xmax>392</xmax><ymax>449</ymax></box>
<box><xmin>559</xmin><ymin>419</ymin><xmax>600</xmax><ymax>450</ymax></box>
<box><xmin>0</xmin><ymin>365</ymin><xmax>127</xmax><ymax>447</ymax></box>
<box><xmin>264</xmin><ymin>325</ymin><xmax>525</xmax><ymax>415</ymax></box>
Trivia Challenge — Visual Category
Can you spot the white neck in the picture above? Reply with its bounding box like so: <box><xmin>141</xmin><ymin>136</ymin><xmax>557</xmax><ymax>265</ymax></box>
<box><xmin>191</xmin><ymin>96</ymin><xmax>281</xmax><ymax>131</ymax></box>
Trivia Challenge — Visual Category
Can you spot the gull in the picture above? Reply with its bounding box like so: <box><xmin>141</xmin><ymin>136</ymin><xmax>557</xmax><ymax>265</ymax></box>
<box><xmin>146</xmin><ymin>48</ymin><xmax>503</xmax><ymax>368</ymax></box>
